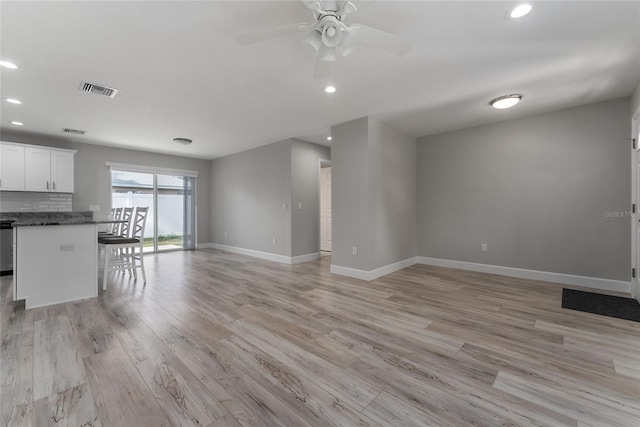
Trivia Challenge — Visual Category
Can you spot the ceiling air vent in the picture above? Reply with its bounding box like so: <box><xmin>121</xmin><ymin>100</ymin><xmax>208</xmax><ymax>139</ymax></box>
<box><xmin>79</xmin><ymin>81</ymin><xmax>118</xmax><ymax>98</ymax></box>
<box><xmin>62</xmin><ymin>128</ymin><xmax>86</xmax><ymax>135</ymax></box>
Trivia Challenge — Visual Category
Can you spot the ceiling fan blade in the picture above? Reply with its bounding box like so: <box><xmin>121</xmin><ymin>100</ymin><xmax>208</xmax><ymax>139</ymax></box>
<box><xmin>349</xmin><ymin>23</ymin><xmax>414</xmax><ymax>56</ymax></box>
<box><xmin>313</xmin><ymin>58</ymin><xmax>332</xmax><ymax>79</ymax></box>
<box><xmin>234</xmin><ymin>23</ymin><xmax>309</xmax><ymax>45</ymax></box>
<box><xmin>300</xmin><ymin>0</ymin><xmax>323</xmax><ymax>14</ymax></box>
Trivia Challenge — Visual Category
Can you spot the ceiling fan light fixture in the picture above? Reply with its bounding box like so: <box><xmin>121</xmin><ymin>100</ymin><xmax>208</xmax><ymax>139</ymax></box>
<box><xmin>324</xmin><ymin>85</ymin><xmax>336</xmax><ymax>94</ymax></box>
<box><xmin>318</xmin><ymin>45</ymin><xmax>337</xmax><ymax>61</ymax></box>
<box><xmin>5</xmin><ymin>98</ymin><xmax>22</xmax><ymax>104</ymax></box>
<box><xmin>338</xmin><ymin>32</ymin><xmax>356</xmax><ymax>57</ymax></box>
<box><xmin>490</xmin><ymin>94</ymin><xmax>522</xmax><ymax>109</ymax></box>
<box><xmin>327</xmin><ymin>136</ymin><xmax>332</xmax><ymax>141</ymax></box>
<box><xmin>321</xmin><ymin>17</ymin><xmax>342</xmax><ymax>48</ymax></box>
<box><xmin>10</xmin><ymin>121</ymin><xmax>24</xmax><ymax>126</ymax></box>
<box><xmin>303</xmin><ymin>30</ymin><xmax>323</xmax><ymax>54</ymax></box>
<box><xmin>173</xmin><ymin>137</ymin><xmax>193</xmax><ymax>145</ymax></box>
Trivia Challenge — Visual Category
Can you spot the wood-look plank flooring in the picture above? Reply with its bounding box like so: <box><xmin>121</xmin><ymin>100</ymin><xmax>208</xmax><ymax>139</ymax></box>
<box><xmin>2</xmin><ymin>250</ymin><xmax>640</xmax><ymax>426</ymax></box>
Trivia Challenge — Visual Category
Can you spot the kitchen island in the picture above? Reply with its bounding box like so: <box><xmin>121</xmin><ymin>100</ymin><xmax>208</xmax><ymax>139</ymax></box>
<box><xmin>8</xmin><ymin>212</ymin><xmax>118</xmax><ymax>309</ymax></box>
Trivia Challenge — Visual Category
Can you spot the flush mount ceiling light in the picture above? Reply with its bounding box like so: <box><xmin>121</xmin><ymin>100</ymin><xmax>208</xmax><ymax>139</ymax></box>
<box><xmin>10</xmin><ymin>121</ymin><xmax>24</xmax><ymax>126</ymax></box>
<box><xmin>173</xmin><ymin>137</ymin><xmax>193</xmax><ymax>145</ymax></box>
<box><xmin>507</xmin><ymin>4</ymin><xmax>532</xmax><ymax>19</ymax></box>
<box><xmin>4</xmin><ymin>98</ymin><xmax>22</xmax><ymax>104</ymax></box>
<box><xmin>490</xmin><ymin>94</ymin><xmax>522</xmax><ymax>109</ymax></box>
<box><xmin>327</xmin><ymin>136</ymin><xmax>332</xmax><ymax>141</ymax></box>
<box><xmin>324</xmin><ymin>85</ymin><xmax>336</xmax><ymax>94</ymax></box>
<box><xmin>0</xmin><ymin>60</ymin><xmax>18</xmax><ymax>69</ymax></box>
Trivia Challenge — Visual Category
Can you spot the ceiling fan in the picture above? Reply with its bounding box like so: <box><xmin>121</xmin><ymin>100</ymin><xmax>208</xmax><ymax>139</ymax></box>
<box><xmin>234</xmin><ymin>0</ymin><xmax>414</xmax><ymax>78</ymax></box>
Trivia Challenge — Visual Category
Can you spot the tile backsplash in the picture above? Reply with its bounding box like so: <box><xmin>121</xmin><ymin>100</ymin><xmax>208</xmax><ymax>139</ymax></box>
<box><xmin>0</xmin><ymin>192</ymin><xmax>72</xmax><ymax>212</ymax></box>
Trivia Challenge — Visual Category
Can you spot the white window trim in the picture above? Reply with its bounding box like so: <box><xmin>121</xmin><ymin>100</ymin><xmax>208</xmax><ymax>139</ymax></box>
<box><xmin>105</xmin><ymin>162</ymin><xmax>199</xmax><ymax>178</ymax></box>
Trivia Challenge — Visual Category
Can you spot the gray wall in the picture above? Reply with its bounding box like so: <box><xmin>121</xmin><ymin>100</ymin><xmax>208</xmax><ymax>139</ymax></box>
<box><xmin>0</xmin><ymin>130</ymin><xmax>212</xmax><ymax>244</ymax></box>
<box><xmin>368</xmin><ymin>119</ymin><xmax>417</xmax><ymax>268</ymax></box>
<box><xmin>291</xmin><ymin>139</ymin><xmax>331</xmax><ymax>256</ymax></box>
<box><xmin>210</xmin><ymin>139</ymin><xmax>292</xmax><ymax>256</ymax></box>
<box><xmin>331</xmin><ymin>117</ymin><xmax>417</xmax><ymax>271</ymax></box>
<box><xmin>417</xmin><ymin>98</ymin><xmax>631</xmax><ymax>281</ymax></box>
<box><xmin>332</xmin><ymin>117</ymin><xmax>371</xmax><ymax>270</ymax></box>
<box><xmin>631</xmin><ymin>80</ymin><xmax>640</xmax><ymax>119</ymax></box>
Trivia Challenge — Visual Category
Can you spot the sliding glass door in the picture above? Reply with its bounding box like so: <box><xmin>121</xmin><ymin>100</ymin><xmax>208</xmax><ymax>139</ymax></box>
<box><xmin>111</xmin><ymin>169</ymin><xmax>196</xmax><ymax>252</ymax></box>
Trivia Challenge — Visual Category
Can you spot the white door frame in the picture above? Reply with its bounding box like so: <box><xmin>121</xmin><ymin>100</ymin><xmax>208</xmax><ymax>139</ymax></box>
<box><xmin>631</xmin><ymin>105</ymin><xmax>640</xmax><ymax>302</ymax></box>
<box><xmin>318</xmin><ymin>158</ymin><xmax>331</xmax><ymax>253</ymax></box>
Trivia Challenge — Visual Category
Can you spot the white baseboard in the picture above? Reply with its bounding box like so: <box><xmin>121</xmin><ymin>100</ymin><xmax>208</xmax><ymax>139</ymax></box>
<box><xmin>210</xmin><ymin>243</ymin><xmax>319</xmax><ymax>265</ymax></box>
<box><xmin>331</xmin><ymin>257</ymin><xmax>417</xmax><ymax>281</ymax></box>
<box><xmin>291</xmin><ymin>252</ymin><xmax>321</xmax><ymax>264</ymax></box>
<box><xmin>196</xmin><ymin>242</ymin><xmax>215</xmax><ymax>249</ymax></box>
<box><xmin>329</xmin><ymin>265</ymin><xmax>372</xmax><ymax>281</ymax></box>
<box><xmin>416</xmin><ymin>256</ymin><xmax>631</xmax><ymax>294</ymax></box>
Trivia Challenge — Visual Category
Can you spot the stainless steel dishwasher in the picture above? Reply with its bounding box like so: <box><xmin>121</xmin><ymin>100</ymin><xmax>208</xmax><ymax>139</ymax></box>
<box><xmin>1</xmin><ymin>221</ymin><xmax>14</xmax><ymax>275</ymax></box>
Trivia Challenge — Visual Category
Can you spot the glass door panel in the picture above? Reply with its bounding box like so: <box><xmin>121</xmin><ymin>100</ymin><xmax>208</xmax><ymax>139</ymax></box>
<box><xmin>111</xmin><ymin>170</ymin><xmax>155</xmax><ymax>252</ymax></box>
<box><xmin>111</xmin><ymin>169</ymin><xmax>195</xmax><ymax>253</ymax></box>
<box><xmin>156</xmin><ymin>174</ymin><xmax>185</xmax><ymax>251</ymax></box>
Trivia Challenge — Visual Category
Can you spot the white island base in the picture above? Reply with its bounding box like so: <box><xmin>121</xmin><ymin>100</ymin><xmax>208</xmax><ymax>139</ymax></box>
<box><xmin>14</xmin><ymin>224</ymin><xmax>98</xmax><ymax>309</ymax></box>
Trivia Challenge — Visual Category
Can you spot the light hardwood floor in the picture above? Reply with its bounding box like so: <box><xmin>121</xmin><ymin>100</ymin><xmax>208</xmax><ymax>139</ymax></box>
<box><xmin>1</xmin><ymin>250</ymin><xmax>639</xmax><ymax>426</ymax></box>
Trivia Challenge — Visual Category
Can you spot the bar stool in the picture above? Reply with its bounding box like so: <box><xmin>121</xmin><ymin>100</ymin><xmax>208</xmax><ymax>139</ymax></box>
<box><xmin>99</xmin><ymin>206</ymin><xmax>148</xmax><ymax>291</ymax></box>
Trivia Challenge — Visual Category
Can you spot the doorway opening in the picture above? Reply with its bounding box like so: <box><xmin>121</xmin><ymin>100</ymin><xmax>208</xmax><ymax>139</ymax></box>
<box><xmin>320</xmin><ymin>160</ymin><xmax>331</xmax><ymax>256</ymax></box>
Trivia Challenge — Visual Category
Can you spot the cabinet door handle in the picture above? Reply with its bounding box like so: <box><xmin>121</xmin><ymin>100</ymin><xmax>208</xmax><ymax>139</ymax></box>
<box><xmin>46</xmin><ymin>181</ymin><xmax>49</xmax><ymax>190</ymax></box>
<box><xmin>53</xmin><ymin>181</ymin><xmax>56</xmax><ymax>190</ymax></box>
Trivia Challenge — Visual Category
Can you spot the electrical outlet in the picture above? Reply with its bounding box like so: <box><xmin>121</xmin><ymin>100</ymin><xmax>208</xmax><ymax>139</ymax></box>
<box><xmin>273</xmin><ymin>237</ymin><xmax>277</xmax><ymax>245</ymax></box>
<box><xmin>352</xmin><ymin>246</ymin><xmax>358</xmax><ymax>255</ymax></box>
<box><xmin>298</xmin><ymin>202</ymin><xmax>303</xmax><ymax>210</ymax></box>
<box><xmin>481</xmin><ymin>243</ymin><xmax>487</xmax><ymax>252</ymax></box>
<box><xmin>282</xmin><ymin>203</ymin><xmax>287</xmax><ymax>210</ymax></box>
<box><xmin>89</xmin><ymin>204</ymin><xmax>100</xmax><ymax>212</ymax></box>
<box><xmin>60</xmin><ymin>244</ymin><xmax>75</xmax><ymax>251</ymax></box>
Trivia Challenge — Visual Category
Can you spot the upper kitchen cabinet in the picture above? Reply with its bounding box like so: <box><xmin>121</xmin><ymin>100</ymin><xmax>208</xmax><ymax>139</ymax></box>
<box><xmin>25</xmin><ymin>146</ymin><xmax>76</xmax><ymax>193</ymax></box>
<box><xmin>50</xmin><ymin>150</ymin><xmax>75</xmax><ymax>192</ymax></box>
<box><xmin>25</xmin><ymin>146</ymin><xmax>51</xmax><ymax>192</ymax></box>
<box><xmin>0</xmin><ymin>142</ymin><xmax>76</xmax><ymax>193</ymax></box>
<box><xmin>0</xmin><ymin>143</ymin><xmax>26</xmax><ymax>191</ymax></box>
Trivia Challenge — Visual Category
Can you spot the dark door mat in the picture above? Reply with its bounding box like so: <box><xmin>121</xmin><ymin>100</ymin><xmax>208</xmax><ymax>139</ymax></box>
<box><xmin>562</xmin><ymin>288</ymin><xmax>640</xmax><ymax>322</ymax></box>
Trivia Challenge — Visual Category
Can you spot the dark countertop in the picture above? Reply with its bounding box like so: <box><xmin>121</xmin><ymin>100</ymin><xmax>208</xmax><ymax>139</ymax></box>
<box><xmin>0</xmin><ymin>211</ymin><xmax>122</xmax><ymax>227</ymax></box>
<box><xmin>10</xmin><ymin>219</ymin><xmax>123</xmax><ymax>227</ymax></box>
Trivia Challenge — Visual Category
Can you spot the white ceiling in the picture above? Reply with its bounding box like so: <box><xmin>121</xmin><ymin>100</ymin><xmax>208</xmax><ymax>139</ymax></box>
<box><xmin>1</xmin><ymin>1</ymin><xmax>638</xmax><ymax>160</ymax></box>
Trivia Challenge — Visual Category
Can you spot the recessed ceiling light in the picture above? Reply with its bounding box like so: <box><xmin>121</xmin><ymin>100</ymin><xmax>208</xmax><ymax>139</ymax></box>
<box><xmin>10</xmin><ymin>121</ymin><xmax>24</xmax><ymax>126</ymax></box>
<box><xmin>5</xmin><ymin>98</ymin><xmax>22</xmax><ymax>104</ymax></box>
<box><xmin>324</xmin><ymin>85</ymin><xmax>336</xmax><ymax>94</ymax></box>
<box><xmin>490</xmin><ymin>94</ymin><xmax>522</xmax><ymax>109</ymax></box>
<box><xmin>173</xmin><ymin>137</ymin><xmax>193</xmax><ymax>145</ymax></box>
<box><xmin>509</xmin><ymin>4</ymin><xmax>532</xmax><ymax>19</ymax></box>
<box><xmin>327</xmin><ymin>136</ymin><xmax>332</xmax><ymax>141</ymax></box>
<box><xmin>0</xmin><ymin>61</ymin><xmax>18</xmax><ymax>69</ymax></box>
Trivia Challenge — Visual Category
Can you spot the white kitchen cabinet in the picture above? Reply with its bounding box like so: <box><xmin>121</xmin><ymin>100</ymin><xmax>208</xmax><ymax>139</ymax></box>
<box><xmin>0</xmin><ymin>143</ymin><xmax>25</xmax><ymax>191</ymax></box>
<box><xmin>20</xmin><ymin>144</ymin><xmax>75</xmax><ymax>193</ymax></box>
<box><xmin>25</xmin><ymin>146</ymin><xmax>52</xmax><ymax>192</ymax></box>
<box><xmin>14</xmin><ymin>224</ymin><xmax>98</xmax><ymax>308</ymax></box>
<box><xmin>1</xmin><ymin>142</ymin><xmax>75</xmax><ymax>193</ymax></box>
<box><xmin>50</xmin><ymin>150</ymin><xmax>75</xmax><ymax>192</ymax></box>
